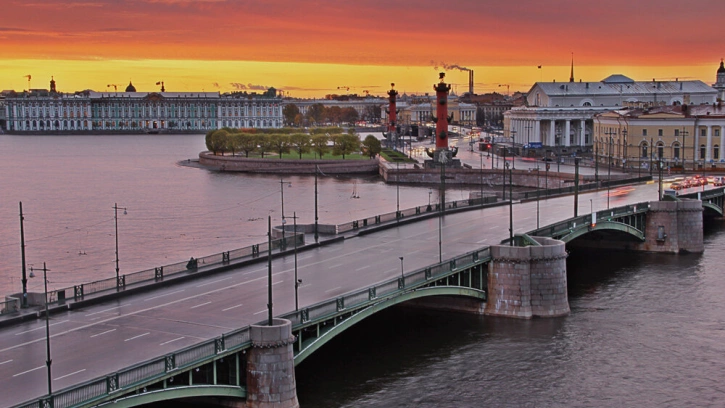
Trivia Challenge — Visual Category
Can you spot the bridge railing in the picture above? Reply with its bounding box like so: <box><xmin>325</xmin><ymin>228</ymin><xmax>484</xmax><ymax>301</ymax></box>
<box><xmin>40</xmin><ymin>234</ymin><xmax>304</xmax><ymax>308</ymax></box>
<box><xmin>1</xmin><ymin>298</ymin><xmax>19</xmax><ymax>315</ymax></box>
<box><xmin>337</xmin><ymin>195</ymin><xmax>497</xmax><ymax>234</ymax></box>
<box><xmin>519</xmin><ymin>176</ymin><xmax>652</xmax><ymax>200</ymax></box>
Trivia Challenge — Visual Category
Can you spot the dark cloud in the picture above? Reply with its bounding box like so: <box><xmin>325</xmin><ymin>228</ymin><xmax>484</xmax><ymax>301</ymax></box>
<box><xmin>230</xmin><ymin>82</ymin><xmax>268</xmax><ymax>90</ymax></box>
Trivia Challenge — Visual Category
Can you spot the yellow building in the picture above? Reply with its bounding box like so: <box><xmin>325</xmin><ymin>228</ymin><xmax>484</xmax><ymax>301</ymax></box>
<box><xmin>593</xmin><ymin>103</ymin><xmax>725</xmax><ymax>172</ymax></box>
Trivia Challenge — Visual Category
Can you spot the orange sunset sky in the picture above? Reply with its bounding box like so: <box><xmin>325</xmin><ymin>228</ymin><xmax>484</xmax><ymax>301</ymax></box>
<box><xmin>2</xmin><ymin>0</ymin><xmax>724</xmax><ymax>98</ymax></box>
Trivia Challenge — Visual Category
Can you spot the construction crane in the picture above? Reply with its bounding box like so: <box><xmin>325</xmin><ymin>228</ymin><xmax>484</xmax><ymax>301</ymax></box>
<box><xmin>24</xmin><ymin>74</ymin><xmax>31</xmax><ymax>91</ymax></box>
<box><xmin>156</xmin><ymin>81</ymin><xmax>165</xmax><ymax>92</ymax></box>
<box><xmin>337</xmin><ymin>86</ymin><xmax>350</xmax><ymax>92</ymax></box>
<box><xmin>107</xmin><ymin>84</ymin><xmax>118</xmax><ymax>92</ymax></box>
<box><xmin>498</xmin><ymin>84</ymin><xmax>510</xmax><ymax>96</ymax></box>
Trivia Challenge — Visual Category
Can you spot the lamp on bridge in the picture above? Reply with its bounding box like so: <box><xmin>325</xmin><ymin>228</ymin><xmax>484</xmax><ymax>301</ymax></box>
<box><xmin>30</xmin><ymin>263</ymin><xmax>53</xmax><ymax>402</ymax></box>
<box><xmin>280</xmin><ymin>179</ymin><xmax>291</xmax><ymax>249</ymax></box>
<box><xmin>113</xmin><ymin>203</ymin><xmax>127</xmax><ymax>289</ymax></box>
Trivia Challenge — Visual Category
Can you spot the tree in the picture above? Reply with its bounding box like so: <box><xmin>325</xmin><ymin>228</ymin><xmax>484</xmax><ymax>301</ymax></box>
<box><xmin>341</xmin><ymin>107</ymin><xmax>359</xmax><ymax>124</ymax></box>
<box><xmin>325</xmin><ymin>106</ymin><xmax>342</xmax><ymax>125</ymax></box>
<box><xmin>227</xmin><ymin>133</ymin><xmax>243</xmax><ymax>156</ymax></box>
<box><xmin>290</xmin><ymin>133</ymin><xmax>312</xmax><ymax>159</ymax></box>
<box><xmin>311</xmin><ymin>134</ymin><xmax>329</xmax><ymax>159</ymax></box>
<box><xmin>210</xmin><ymin>129</ymin><xmax>229</xmax><ymax>155</ymax></box>
<box><xmin>238</xmin><ymin>133</ymin><xmax>258</xmax><ymax>158</ymax></box>
<box><xmin>305</xmin><ymin>103</ymin><xmax>325</xmax><ymax>125</ymax></box>
<box><xmin>256</xmin><ymin>134</ymin><xmax>274</xmax><ymax>158</ymax></box>
<box><xmin>205</xmin><ymin>130</ymin><xmax>215</xmax><ymax>152</ymax></box>
<box><xmin>269</xmin><ymin>134</ymin><xmax>291</xmax><ymax>157</ymax></box>
<box><xmin>331</xmin><ymin>133</ymin><xmax>361</xmax><ymax>159</ymax></box>
<box><xmin>363</xmin><ymin>105</ymin><xmax>381</xmax><ymax>122</ymax></box>
<box><xmin>282</xmin><ymin>104</ymin><xmax>300</xmax><ymax>127</ymax></box>
<box><xmin>361</xmin><ymin>135</ymin><xmax>382</xmax><ymax>158</ymax></box>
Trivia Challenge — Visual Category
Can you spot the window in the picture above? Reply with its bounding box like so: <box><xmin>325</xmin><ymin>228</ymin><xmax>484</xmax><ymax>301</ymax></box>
<box><xmin>715</xmin><ymin>145</ymin><xmax>720</xmax><ymax>160</ymax></box>
<box><xmin>701</xmin><ymin>129</ymin><xmax>707</xmax><ymax>137</ymax></box>
<box><xmin>700</xmin><ymin>144</ymin><xmax>706</xmax><ymax>159</ymax></box>
<box><xmin>673</xmin><ymin>143</ymin><xmax>680</xmax><ymax>159</ymax></box>
<box><xmin>716</xmin><ymin>129</ymin><xmax>721</xmax><ymax>137</ymax></box>
<box><xmin>675</xmin><ymin>129</ymin><xmax>680</xmax><ymax>137</ymax></box>
<box><xmin>642</xmin><ymin>129</ymin><xmax>648</xmax><ymax>136</ymax></box>
<box><xmin>658</xmin><ymin>129</ymin><xmax>663</xmax><ymax>136</ymax></box>
<box><xmin>641</xmin><ymin>142</ymin><xmax>648</xmax><ymax>158</ymax></box>
<box><xmin>657</xmin><ymin>142</ymin><xmax>664</xmax><ymax>159</ymax></box>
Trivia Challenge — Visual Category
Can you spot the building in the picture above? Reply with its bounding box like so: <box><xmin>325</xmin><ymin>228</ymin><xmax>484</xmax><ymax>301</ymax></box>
<box><xmin>593</xmin><ymin>103</ymin><xmax>725</xmax><ymax>172</ymax></box>
<box><xmin>3</xmin><ymin>79</ymin><xmax>284</xmax><ymax>133</ymax></box>
<box><xmin>291</xmin><ymin>96</ymin><xmax>386</xmax><ymax>122</ymax></box>
<box><xmin>504</xmin><ymin>63</ymin><xmax>720</xmax><ymax>155</ymax></box>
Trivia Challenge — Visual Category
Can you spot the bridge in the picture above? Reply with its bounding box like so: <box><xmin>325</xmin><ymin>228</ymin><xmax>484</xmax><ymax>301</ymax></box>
<box><xmin>3</xmin><ymin>184</ymin><xmax>723</xmax><ymax>408</ymax></box>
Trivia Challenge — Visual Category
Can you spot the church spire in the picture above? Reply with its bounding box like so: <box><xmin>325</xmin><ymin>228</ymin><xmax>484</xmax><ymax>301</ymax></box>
<box><xmin>569</xmin><ymin>53</ymin><xmax>574</xmax><ymax>83</ymax></box>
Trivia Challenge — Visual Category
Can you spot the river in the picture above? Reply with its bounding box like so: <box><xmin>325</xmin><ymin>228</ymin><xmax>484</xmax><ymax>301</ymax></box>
<box><xmin>2</xmin><ymin>134</ymin><xmax>723</xmax><ymax>407</ymax></box>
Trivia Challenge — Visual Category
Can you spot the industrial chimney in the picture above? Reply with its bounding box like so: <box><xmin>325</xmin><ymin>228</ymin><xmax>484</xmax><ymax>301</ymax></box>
<box><xmin>469</xmin><ymin>70</ymin><xmax>474</xmax><ymax>95</ymax></box>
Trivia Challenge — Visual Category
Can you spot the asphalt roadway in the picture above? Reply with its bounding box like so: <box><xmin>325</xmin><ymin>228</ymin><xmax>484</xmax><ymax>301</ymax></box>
<box><xmin>0</xmin><ymin>182</ymin><xmax>664</xmax><ymax>406</ymax></box>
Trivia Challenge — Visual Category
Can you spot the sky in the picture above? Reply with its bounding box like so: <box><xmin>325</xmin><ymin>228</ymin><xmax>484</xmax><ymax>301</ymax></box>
<box><xmin>1</xmin><ymin>0</ymin><xmax>724</xmax><ymax>98</ymax></box>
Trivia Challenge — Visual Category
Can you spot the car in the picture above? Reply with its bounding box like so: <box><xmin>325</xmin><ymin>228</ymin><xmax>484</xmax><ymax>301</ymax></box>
<box><xmin>670</xmin><ymin>182</ymin><xmax>683</xmax><ymax>190</ymax></box>
<box><xmin>541</xmin><ymin>157</ymin><xmax>554</xmax><ymax>162</ymax></box>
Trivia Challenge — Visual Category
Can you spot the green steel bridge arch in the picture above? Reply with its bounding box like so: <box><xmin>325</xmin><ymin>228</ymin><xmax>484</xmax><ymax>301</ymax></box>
<box><xmin>560</xmin><ymin>220</ymin><xmax>646</xmax><ymax>243</ymax></box>
<box><xmin>293</xmin><ymin>286</ymin><xmax>487</xmax><ymax>365</ymax></box>
<box><xmin>97</xmin><ymin>385</ymin><xmax>245</xmax><ymax>408</ymax></box>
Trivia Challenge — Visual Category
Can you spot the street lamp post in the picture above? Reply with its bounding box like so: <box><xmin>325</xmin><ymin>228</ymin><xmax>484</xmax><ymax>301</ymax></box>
<box><xmin>30</xmin><ymin>263</ymin><xmax>52</xmax><ymax>400</ymax></box>
<box><xmin>292</xmin><ymin>212</ymin><xmax>301</xmax><ymax>311</ymax></box>
<box><xmin>479</xmin><ymin>152</ymin><xmax>484</xmax><ymax>205</ymax></box>
<box><xmin>428</xmin><ymin>188</ymin><xmax>432</xmax><ymax>211</ymax></box>
<box><xmin>396</xmin><ymin>161</ymin><xmax>400</xmax><ymax>218</ymax></box>
<box><xmin>279</xmin><ymin>179</ymin><xmax>289</xmax><ymax>249</ymax></box>
<box><xmin>574</xmin><ymin>157</ymin><xmax>581</xmax><ymax>217</ymax></box>
<box><xmin>314</xmin><ymin>165</ymin><xmax>319</xmax><ymax>243</ymax></box>
<box><xmin>511</xmin><ymin>129</ymin><xmax>517</xmax><ymax>169</ymax></box>
<box><xmin>19</xmin><ymin>202</ymin><xmax>28</xmax><ymax>308</ymax></box>
<box><xmin>266</xmin><ymin>216</ymin><xmax>273</xmax><ymax>326</ymax></box>
<box><xmin>608</xmin><ymin>135</ymin><xmax>614</xmax><ymax>209</ymax></box>
<box><xmin>113</xmin><ymin>203</ymin><xmax>127</xmax><ymax>289</ymax></box>
<box><xmin>506</xmin><ymin>161</ymin><xmax>513</xmax><ymax>245</ymax></box>
<box><xmin>536</xmin><ymin>167</ymin><xmax>540</xmax><ymax>228</ymax></box>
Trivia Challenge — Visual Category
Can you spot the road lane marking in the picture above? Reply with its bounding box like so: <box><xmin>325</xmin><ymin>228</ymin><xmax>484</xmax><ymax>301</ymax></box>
<box><xmin>0</xmin><ymin>359</ymin><xmax>12</xmax><ymax>365</ymax></box>
<box><xmin>328</xmin><ymin>263</ymin><xmax>343</xmax><ymax>269</ymax></box>
<box><xmin>324</xmin><ymin>286</ymin><xmax>341</xmax><ymax>293</ymax></box>
<box><xmin>222</xmin><ymin>304</ymin><xmax>243</xmax><ymax>311</ymax></box>
<box><xmin>243</xmin><ymin>267</ymin><xmax>266</xmax><ymax>275</ymax></box>
<box><xmin>54</xmin><ymin>369</ymin><xmax>86</xmax><ymax>381</ymax></box>
<box><xmin>253</xmin><ymin>309</ymin><xmax>267</xmax><ymax>315</ymax></box>
<box><xmin>385</xmin><ymin>269</ymin><xmax>397</xmax><ymax>274</ymax></box>
<box><xmin>1</xmin><ymin>274</ymin><xmax>270</xmax><ymax>353</ymax></box>
<box><xmin>90</xmin><ymin>329</ymin><xmax>116</xmax><ymax>338</ymax></box>
<box><xmin>13</xmin><ymin>365</ymin><xmax>44</xmax><ymax>377</ymax></box>
<box><xmin>273</xmin><ymin>280</ymin><xmax>284</xmax><ymax>286</ymax></box>
<box><xmin>190</xmin><ymin>301</ymin><xmax>212</xmax><ymax>309</ymax></box>
<box><xmin>125</xmin><ymin>332</ymin><xmax>150</xmax><ymax>342</ymax></box>
<box><xmin>86</xmin><ymin>306</ymin><xmax>123</xmax><ymax>317</ymax></box>
<box><xmin>196</xmin><ymin>277</ymin><xmax>232</xmax><ymax>287</ymax></box>
<box><xmin>144</xmin><ymin>289</ymin><xmax>185</xmax><ymax>301</ymax></box>
<box><xmin>160</xmin><ymin>337</ymin><xmax>185</xmax><ymax>346</ymax></box>
<box><xmin>355</xmin><ymin>265</ymin><xmax>371</xmax><ymax>271</ymax></box>
<box><xmin>15</xmin><ymin>320</ymin><xmax>69</xmax><ymax>335</ymax></box>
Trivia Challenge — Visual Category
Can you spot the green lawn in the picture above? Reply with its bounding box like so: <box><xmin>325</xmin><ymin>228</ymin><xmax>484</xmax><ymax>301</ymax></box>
<box><xmin>379</xmin><ymin>148</ymin><xmax>417</xmax><ymax>163</ymax></box>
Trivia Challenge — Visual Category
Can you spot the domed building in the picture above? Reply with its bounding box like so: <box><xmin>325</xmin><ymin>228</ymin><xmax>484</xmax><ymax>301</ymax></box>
<box><xmin>125</xmin><ymin>81</ymin><xmax>136</xmax><ymax>92</ymax></box>
<box><xmin>712</xmin><ymin>60</ymin><xmax>725</xmax><ymax>101</ymax></box>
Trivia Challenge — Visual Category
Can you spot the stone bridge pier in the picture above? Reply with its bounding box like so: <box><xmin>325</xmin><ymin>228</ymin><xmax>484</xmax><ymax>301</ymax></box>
<box><xmin>639</xmin><ymin>199</ymin><xmax>704</xmax><ymax>253</ymax></box>
<box><xmin>246</xmin><ymin>319</ymin><xmax>299</xmax><ymax>408</ymax></box>
<box><xmin>484</xmin><ymin>237</ymin><xmax>569</xmax><ymax>319</ymax></box>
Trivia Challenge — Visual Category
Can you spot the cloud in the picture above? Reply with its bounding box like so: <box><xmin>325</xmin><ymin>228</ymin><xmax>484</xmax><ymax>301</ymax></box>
<box><xmin>212</xmin><ymin>82</ymin><xmax>220</xmax><ymax>88</ymax></box>
<box><xmin>230</xmin><ymin>82</ymin><xmax>268</xmax><ymax>90</ymax></box>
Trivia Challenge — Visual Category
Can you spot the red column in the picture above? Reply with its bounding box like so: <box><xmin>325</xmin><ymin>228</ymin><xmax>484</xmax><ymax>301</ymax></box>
<box><xmin>387</xmin><ymin>83</ymin><xmax>398</xmax><ymax>134</ymax></box>
<box><xmin>434</xmin><ymin>73</ymin><xmax>451</xmax><ymax>150</ymax></box>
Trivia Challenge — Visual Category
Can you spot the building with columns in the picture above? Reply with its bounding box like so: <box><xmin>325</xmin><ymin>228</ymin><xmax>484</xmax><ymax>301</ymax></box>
<box><xmin>504</xmin><ymin>64</ymin><xmax>720</xmax><ymax>156</ymax></box>
<box><xmin>593</xmin><ymin>103</ymin><xmax>725</xmax><ymax>172</ymax></box>
<box><xmin>3</xmin><ymin>79</ymin><xmax>283</xmax><ymax>133</ymax></box>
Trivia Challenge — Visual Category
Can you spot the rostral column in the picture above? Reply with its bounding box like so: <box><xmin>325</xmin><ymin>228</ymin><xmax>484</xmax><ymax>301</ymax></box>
<box><xmin>434</xmin><ymin>72</ymin><xmax>452</xmax><ymax>151</ymax></box>
<box><xmin>386</xmin><ymin>83</ymin><xmax>399</xmax><ymax>148</ymax></box>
